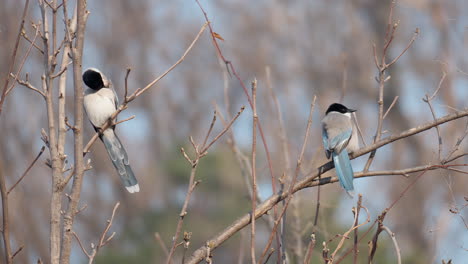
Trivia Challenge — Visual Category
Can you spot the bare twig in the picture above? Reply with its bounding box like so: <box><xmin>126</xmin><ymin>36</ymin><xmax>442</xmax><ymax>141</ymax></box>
<box><xmin>382</xmin><ymin>96</ymin><xmax>399</xmax><ymax>120</ymax></box>
<box><xmin>11</xmin><ymin>245</ymin><xmax>24</xmax><ymax>260</ymax></box>
<box><xmin>303</xmin><ymin>233</ymin><xmax>316</xmax><ymax>264</ymax></box>
<box><xmin>427</xmin><ymin>71</ymin><xmax>446</xmax><ymax>101</ymax></box>
<box><xmin>352</xmin><ymin>112</ymin><xmax>367</xmax><ymax>147</ymax></box>
<box><xmin>200</xmin><ymin>106</ymin><xmax>245</xmax><ymax>155</ymax></box>
<box><xmin>201</xmin><ymin>111</ymin><xmax>217</xmax><ymax>150</ymax></box>
<box><xmin>265</xmin><ymin>66</ymin><xmax>290</xmax><ymax>262</ymax></box>
<box><xmin>112</xmin><ymin>115</ymin><xmax>135</xmax><ymax>126</ymax></box>
<box><xmin>6</xmin><ymin>27</ymin><xmax>41</xmax><ymax>96</ymax></box>
<box><xmin>155</xmin><ymin>232</ymin><xmax>169</xmax><ymax>257</ymax></box>
<box><xmin>352</xmin><ymin>195</ymin><xmax>363</xmax><ymax>264</ymax></box>
<box><xmin>386</xmin><ymin>28</ymin><xmax>419</xmax><ymax>68</ymax></box>
<box><xmin>443</xmin><ymin>120</ymin><xmax>468</xmax><ymax>163</ymax></box>
<box><xmin>422</xmin><ymin>71</ymin><xmax>447</xmax><ymax>161</ymax></box>
<box><xmin>424</xmin><ymin>94</ymin><xmax>443</xmax><ymax>161</ymax></box>
<box><xmin>250</xmin><ymin>79</ymin><xmax>258</xmax><ymax>264</ymax></box>
<box><xmin>87</xmin><ymin>202</ymin><xmax>120</xmax><ymax>263</ymax></box>
<box><xmin>124</xmin><ymin>68</ymin><xmax>131</xmax><ymax>101</ymax></box>
<box><xmin>72</xmin><ymin>231</ymin><xmax>90</xmax><ymax>258</ymax></box>
<box><xmin>10</xmin><ymin>74</ymin><xmax>46</xmax><ymax>98</ymax></box>
<box><xmin>367</xmin><ymin>211</ymin><xmax>387</xmax><ymax>264</ymax></box>
<box><xmin>381</xmin><ymin>225</ymin><xmax>401</xmax><ymax>264</ymax></box>
<box><xmin>21</xmin><ymin>29</ymin><xmax>44</xmax><ymax>54</ymax></box>
<box><xmin>329</xmin><ymin>199</ymin><xmax>370</xmax><ymax>261</ymax></box>
<box><xmin>8</xmin><ymin>146</ymin><xmax>46</xmax><ymax>194</ymax></box>
<box><xmin>131</xmin><ymin>23</ymin><xmax>209</xmax><ymax>100</ymax></box>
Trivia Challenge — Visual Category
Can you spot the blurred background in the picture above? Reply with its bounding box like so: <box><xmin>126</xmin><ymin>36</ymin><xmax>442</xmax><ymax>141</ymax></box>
<box><xmin>0</xmin><ymin>0</ymin><xmax>467</xmax><ymax>263</ymax></box>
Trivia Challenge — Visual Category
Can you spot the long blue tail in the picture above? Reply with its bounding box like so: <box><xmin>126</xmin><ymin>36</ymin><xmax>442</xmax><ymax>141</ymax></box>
<box><xmin>101</xmin><ymin>129</ymin><xmax>139</xmax><ymax>193</ymax></box>
<box><xmin>332</xmin><ymin>149</ymin><xmax>354</xmax><ymax>194</ymax></box>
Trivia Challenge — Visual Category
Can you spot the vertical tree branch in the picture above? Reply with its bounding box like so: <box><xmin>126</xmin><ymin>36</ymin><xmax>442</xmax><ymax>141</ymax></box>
<box><xmin>58</xmin><ymin>0</ymin><xmax>77</xmax><ymax>162</ymax></box>
<box><xmin>265</xmin><ymin>66</ymin><xmax>290</xmax><ymax>262</ymax></box>
<box><xmin>60</xmin><ymin>0</ymin><xmax>87</xmax><ymax>262</ymax></box>
<box><xmin>250</xmin><ymin>79</ymin><xmax>258</xmax><ymax>264</ymax></box>
<box><xmin>38</xmin><ymin>0</ymin><xmax>65</xmax><ymax>262</ymax></box>
<box><xmin>353</xmin><ymin>195</ymin><xmax>363</xmax><ymax>264</ymax></box>
<box><xmin>0</xmin><ymin>162</ymin><xmax>12</xmax><ymax>264</ymax></box>
<box><xmin>0</xmin><ymin>2</ymin><xmax>31</xmax><ymax>260</ymax></box>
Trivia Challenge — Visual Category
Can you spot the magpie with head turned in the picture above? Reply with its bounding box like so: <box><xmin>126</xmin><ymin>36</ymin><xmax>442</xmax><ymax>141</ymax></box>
<box><xmin>321</xmin><ymin>103</ymin><xmax>359</xmax><ymax>195</ymax></box>
<box><xmin>82</xmin><ymin>68</ymin><xmax>139</xmax><ymax>193</ymax></box>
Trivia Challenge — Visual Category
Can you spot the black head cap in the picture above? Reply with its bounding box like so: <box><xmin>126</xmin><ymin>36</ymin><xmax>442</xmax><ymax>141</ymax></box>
<box><xmin>326</xmin><ymin>103</ymin><xmax>356</xmax><ymax>115</ymax></box>
<box><xmin>83</xmin><ymin>68</ymin><xmax>105</xmax><ymax>90</ymax></box>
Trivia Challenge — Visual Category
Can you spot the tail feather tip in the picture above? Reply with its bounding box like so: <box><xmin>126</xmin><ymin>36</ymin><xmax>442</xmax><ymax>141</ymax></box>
<box><xmin>345</xmin><ymin>189</ymin><xmax>355</xmax><ymax>198</ymax></box>
<box><xmin>126</xmin><ymin>184</ymin><xmax>140</xmax><ymax>193</ymax></box>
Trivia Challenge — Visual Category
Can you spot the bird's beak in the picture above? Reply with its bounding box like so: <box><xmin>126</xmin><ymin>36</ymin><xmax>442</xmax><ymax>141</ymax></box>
<box><xmin>348</xmin><ymin>109</ymin><xmax>357</xmax><ymax>113</ymax></box>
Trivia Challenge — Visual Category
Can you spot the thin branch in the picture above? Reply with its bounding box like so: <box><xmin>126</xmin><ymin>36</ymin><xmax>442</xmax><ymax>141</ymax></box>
<box><xmin>382</xmin><ymin>96</ymin><xmax>399</xmax><ymax>120</ymax></box>
<box><xmin>97</xmin><ymin>202</ymin><xmax>120</xmax><ymax>249</ymax></box>
<box><xmin>21</xmin><ymin>29</ymin><xmax>44</xmax><ymax>54</ymax></box>
<box><xmin>112</xmin><ymin>115</ymin><xmax>135</xmax><ymax>126</ymax></box>
<box><xmin>303</xmin><ymin>233</ymin><xmax>316</xmax><ymax>264</ymax></box>
<box><xmin>11</xmin><ymin>245</ymin><xmax>24</xmax><ymax>260</ymax></box>
<box><xmin>124</xmin><ymin>68</ymin><xmax>131</xmax><ymax>101</ymax></box>
<box><xmin>443</xmin><ymin>120</ymin><xmax>468</xmax><ymax>163</ymax></box>
<box><xmin>250</xmin><ymin>79</ymin><xmax>258</xmax><ymax>264</ymax></box>
<box><xmin>329</xmin><ymin>199</ymin><xmax>370</xmax><ymax>260</ymax></box>
<box><xmin>353</xmin><ymin>195</ymin><xmax>363</xmax><ymax>264</ymax></box>
<box><xmin>155</xmin><ymin>232</ymin><xmax>169</xmax><ymax>257</ymax></box>
<box><xmin>352</xmin><ymin>112</ymin><xmax>367</xmax><ymax>147</ymax></box>
<box><xmin>6</xmin><ymin>27</ymin><xmax>41</xmax><ymax>96</ymax></box>
<box><xmin>265</xmin><ymin>66</ymin><xmax>290</xmax><ymax>262</ymax></box>
<box><xmin>381</xmin><ymin>226</ymin><xmax>401</xmax><ymax>264</ymax></box>
<box><xmin>131</xmin><ymin>22</ymin><xmax>208</xmax><ymax>100</ymax></box>
<box><xmin>367</xmin><ymin>212</ymin><xmax>387</xmax><ymax>264</ymax></box>
<box><xmin>386</xmin><ymin>28</ymin><xmax>419</xmax><ymax>68</ymax></box>
<box><xmin>72</xmin><ymin>231</ymin><xmax>90</xmax><ymax>258</ymax></box>
<box><xmin>10</xmin><ymin>74</ymin><xmax>46</xmax><ymax>98</ymax></box>
<box><xmin>201</xmin><ymin>110</ymin><xmax>217</xmax><ymax>151</ymax></box>
<box><xmin>424</xmin><ymin>94</ymin><xmax>443</xmax><ymax>161</ymax></box>
<box><xmin>7</xmin><ymin>146</ymin><xmax>46</xmax><ymax>194</ymax></box>
<box><xmin>199</xmin><ymin>106</ymin><xmax>245</xmax><ymax>155</ymax></box>
<box><xmin>427</xmin><ymin>71</ymin><xmax>446</xmax><ymax>101</ymax></box>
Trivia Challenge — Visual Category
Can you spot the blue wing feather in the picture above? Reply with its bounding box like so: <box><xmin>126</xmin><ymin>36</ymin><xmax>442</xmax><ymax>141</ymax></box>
<box><xmin>322</xmin><ymin>128</ymin><xmax>331</xmax><ymax>159</ymax></box>
<box><xmin>329</xmin><ymin>129</ymin><xmax>352</xmax><ymax>154</ymax></box>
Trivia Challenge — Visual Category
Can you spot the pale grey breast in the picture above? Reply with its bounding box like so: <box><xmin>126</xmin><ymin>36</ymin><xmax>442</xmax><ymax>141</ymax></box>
<box><xmin>83</xmin><ymin>88</ymin><xmax>117</xmax><ymax>128</ymax></box>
